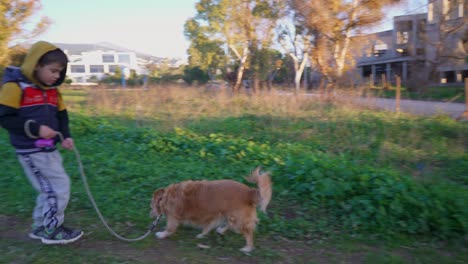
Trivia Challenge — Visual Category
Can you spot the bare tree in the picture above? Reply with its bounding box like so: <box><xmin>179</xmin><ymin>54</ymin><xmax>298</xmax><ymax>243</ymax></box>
<box><xmin>278</xmin><ymin>15</ymin><xmax>312</xmax><ymax>93</ymax></box>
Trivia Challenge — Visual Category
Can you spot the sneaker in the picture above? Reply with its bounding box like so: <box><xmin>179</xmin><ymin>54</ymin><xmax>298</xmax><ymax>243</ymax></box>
<box><xmin>29</xmin><ymin>226</ymin><xmax>46</xmax><ymax>240</ymax></box>
<box><xmin>41</xmin><ymin>225</ymin><xmax>84</xmax><ymax>245</ymax></box>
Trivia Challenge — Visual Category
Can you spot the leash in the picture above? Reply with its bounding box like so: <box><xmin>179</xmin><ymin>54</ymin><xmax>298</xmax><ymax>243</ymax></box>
<box><xmin>38</xmin><ymin>130</ymin><xmax>161</xmax><ymax>242</ymax></box>
<box><xmin>71</xmin><ymin>139</ymin><xmax>161</xmax><ymax>242</ymax></box>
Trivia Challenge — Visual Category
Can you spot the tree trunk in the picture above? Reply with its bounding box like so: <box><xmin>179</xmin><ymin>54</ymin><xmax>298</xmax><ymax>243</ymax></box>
<box><xmin>252</xmin><ymin>73</ymin><xmax>260</xmax><ymax>93</ymax></box>
<box><xmin>234</xmin><ymin>63</ymin><xmax>246</xmax><ymax>93</ymax></box>
<box><xmin>267</xmin><ymin>69</ymin><xmax>278</xmax><ymax>91</ymax></box>
<box><xmin>335</xmin><ymin>0</ymin><xmax>358</xmax><ymax>78</ymax></box>
<box><xmin>231</xmin><ymin>45</ymin><xmax>250</xmax><ymax>94</ymax></box>
<box><xmin>289</xmin><ymin>53</ymin><xmax>308</xmax><ymax>94</ymax></box>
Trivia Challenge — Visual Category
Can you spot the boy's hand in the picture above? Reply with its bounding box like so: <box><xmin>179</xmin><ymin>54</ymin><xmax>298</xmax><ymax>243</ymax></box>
<box><xmin>61</xmin><ymin>138</ymin><xmax>74</xmax><ymax>150</ymax></box>
<box><xmin>39</xmin><ymin>125</ymin><xmax>57</xmax><ymax>139</ymax></box>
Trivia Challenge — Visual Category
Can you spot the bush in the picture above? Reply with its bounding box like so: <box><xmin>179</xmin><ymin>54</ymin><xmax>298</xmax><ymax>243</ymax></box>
<box><xmin>183</xmin><ymin>66</ymin><xmax>209</xmax><ymax>85</ymax></box>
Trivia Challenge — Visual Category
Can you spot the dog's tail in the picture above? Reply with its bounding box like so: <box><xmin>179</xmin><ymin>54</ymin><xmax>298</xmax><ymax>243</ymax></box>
<box><xmin>246</xmin><ymin>166</ymin><xmax>272</xmax><ymax>213</ymax></box>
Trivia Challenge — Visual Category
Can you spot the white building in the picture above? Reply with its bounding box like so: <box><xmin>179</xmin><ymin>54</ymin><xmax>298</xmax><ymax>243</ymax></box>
<box><xmin>54</xmin><ymin>43</ymin><xmax>159</xmax><ymax>84</ymax></box>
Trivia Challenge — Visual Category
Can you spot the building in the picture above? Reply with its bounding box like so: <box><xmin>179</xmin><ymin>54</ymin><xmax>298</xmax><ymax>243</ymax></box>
<box><xmin>54</xmin><ymin>42</ymin><xmax>180</xmax><ymax>84</ymax></box>
<box><xmin>356</xmin><ymin>0</ymin><xmax>467</xmax><ymax>85</ymax></box>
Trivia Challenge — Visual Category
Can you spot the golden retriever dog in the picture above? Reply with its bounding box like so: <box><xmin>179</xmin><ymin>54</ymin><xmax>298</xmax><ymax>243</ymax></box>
<box><xmin>150</xmin><ymin>167</ymin><xmax>272</xmax><ymax>252</ymax></box>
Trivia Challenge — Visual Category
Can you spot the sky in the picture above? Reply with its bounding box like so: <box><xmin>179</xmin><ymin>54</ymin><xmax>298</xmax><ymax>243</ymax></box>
<box><xmin>367</xmin><ymin>0</ymin><xmax>428</xmax><ymax>32</ymax></box>
<box><xmin>30</xmin><ymin>0</ymin><xmax>199</xmax><ymax>59</ymax></box>
<box><xmin>27</xmin><ymin>0</ymin><xmax>425</xmax><ymax>59</ymax></box>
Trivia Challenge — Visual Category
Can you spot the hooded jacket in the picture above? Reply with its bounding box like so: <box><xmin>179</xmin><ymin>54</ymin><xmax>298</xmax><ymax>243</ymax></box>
<box><xmin>0</xmin><ymin>41</ymin><xmax>71</xmax><ymax>154</ymax></box>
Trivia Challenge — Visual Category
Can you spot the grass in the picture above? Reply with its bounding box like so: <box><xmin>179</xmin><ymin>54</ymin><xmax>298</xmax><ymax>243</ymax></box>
<box><xmin>0</xmin><ymin>85</ymin><xmax>467</xmax><ymax>263</ymax></box>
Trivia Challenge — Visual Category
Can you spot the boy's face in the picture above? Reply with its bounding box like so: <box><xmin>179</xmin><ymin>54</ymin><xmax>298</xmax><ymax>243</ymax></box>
<box><xmin>35</xmin><ymin>62</ymin><xmax>64</xmax><ymax>86</ymax></box>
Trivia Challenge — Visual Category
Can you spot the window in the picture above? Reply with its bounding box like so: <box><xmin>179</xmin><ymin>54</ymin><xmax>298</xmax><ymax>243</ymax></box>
<box><xmin>70</xmin><ymin>65</ymin><xmax>85</xmax><ymax>73</ymax></box>
<box><xmin>443</xmin><ymin>0</ymin><xmax>450</xmax><ymax>18</ymax></box>
<box><xmin>108</xmin><ymin>65</ymin><xmax>119</xmax><ymax>73</ymax></box>
<box><xmin>90</xmin><ymin>65</ymin><xmax>104</xmax><ymax>73</ymax></box>
<box><xmin>417</xmin><ymin>19</ymin><xmax>427</xmax><ymax>43</ymax></box>
<box><xmin>444</xmin><ymin>71</ymin><xmax>456</xmax><ymax>83</ymax></box>
<box><xmin>443</xmin><ymin>0</ymin><xmax>461</xmax><ymax>20</ymax></box>
<box><xmin>397</xmin><ymin>31</ymin><xmax>409</xmax><ymax>44</ymax></box>
<box><xmin>373</xmin><ymin>44</ymin><xmax>388</xmax><ymax>57</ymax></box>
<box><xmin>102</xmin><ymin>54</ymin><xmax>115</xmax><ymax>63</ymax></box>
<box><xmin>118</xmin><ymin>54</ymin><xmax>131</xmax><ymax>64</ymax></box>
<box><xmin>395</xmin><ymin>20</ymin><xmax>411</xmax><ymax>44</ymax></box>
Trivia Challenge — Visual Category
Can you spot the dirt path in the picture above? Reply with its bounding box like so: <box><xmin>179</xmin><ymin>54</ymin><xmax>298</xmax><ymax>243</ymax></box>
<box><xmin>0</xmin><ymin>215</ymin><xmax>179</xmax><ymax>263</ymax></box>
<box><xmin>0</xmin><ymin>214</ymin><xmax>326</xmax><ymax>264</ymax></box>
<box><xmin>353</xmin><ymin>97</ymin><xmax>466</xmax><ymax>118</ymax></box>
<box><xmin>4</xmin><ymin>213</ymin><xmax>463</xmax><ymax>264</ymax></box>
<box><xmin>282</xmin><ymin>91</ymin><xmax>466</xmax><ymax>118</ymax></box>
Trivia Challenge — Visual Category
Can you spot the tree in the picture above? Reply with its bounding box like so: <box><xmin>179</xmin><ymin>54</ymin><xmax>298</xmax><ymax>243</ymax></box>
<box><xmin>184</xmin><ymin>18</ymin><xmax>226</xmax><ymax>81</ymax></box>
<box><xmin>114</xmin><ymin>65</ymin><xmax>123</xmax><ymax>80</ymax></box>
<box><xmin>278</xmin><ymin>14</ymin><xmax>312</xmax><ymax>93</ymax></box>
<box><xmin>0</xmin><ymin>0</ymin><xmax>50</xmax><ymax>68</ymax></box>
<box><xmin>183</xmin><ymin>65</ymin><xmax>210</xmax><ymax>85</ymax></box>
<box><xmin>187</xmin><ymin>0</ymin><xmax>285</xmax><ymax>93</ymax></box>
<box><xmin>246</xmin><ymin>0</ymin><xmax>286</xmax><ymax>92</ymax></box>
<box><xmin>7</xmin><ymin>44</ymin><xmax>28</xmax><ymax>66</ymax></box>
<box><xmin>250</xmin><ymin>48</ymin><xmax>283</xmax><ymax>90</ymax></box>
<box><xmin>291</xmin><ymin>0</ymin><xmax>402</xmax><ymax>88</ymax></box>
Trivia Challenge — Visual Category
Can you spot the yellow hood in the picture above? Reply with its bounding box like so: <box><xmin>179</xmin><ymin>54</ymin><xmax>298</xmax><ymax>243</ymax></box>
<box><xmin>21</xmin><ymin>41</ymin><xmax>67</xmax><ymax>88</ymax></box>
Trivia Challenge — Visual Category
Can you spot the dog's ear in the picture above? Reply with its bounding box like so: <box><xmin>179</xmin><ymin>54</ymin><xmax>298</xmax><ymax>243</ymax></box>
<box><xmin>253</xmin><ymin>166</ymin><xmax>262</xmax><ymax>175</ymax></box>
<box><xmin>153</xmin><ymin>188</ymin><xmax>165</xmax><ymax>200</ymax></box>
<box><xmin>246</xmin><ymin>166</ymin><xmax>262</xmax><ymax>182</ymax></box>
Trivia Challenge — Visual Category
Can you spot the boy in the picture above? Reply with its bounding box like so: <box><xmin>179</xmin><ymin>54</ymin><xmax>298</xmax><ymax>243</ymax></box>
<box><xmin>0</xmin><ymin>41</ymin><xmax>83</xmax><ymax>244</ymax></box>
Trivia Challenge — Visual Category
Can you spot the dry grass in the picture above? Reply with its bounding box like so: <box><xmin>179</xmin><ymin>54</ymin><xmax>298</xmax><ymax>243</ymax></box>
<box><xmin>68</xmin><ymin>85</ymin><xmax>374</xmax><ymax>131</ymax></box>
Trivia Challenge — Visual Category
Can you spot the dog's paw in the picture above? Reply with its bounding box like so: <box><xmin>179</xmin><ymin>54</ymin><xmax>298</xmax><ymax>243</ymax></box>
<box><xmin>240</xmin><ymin>246</ymin><xmax>253</xmax><ymax>253</ymax></box>
<box><xmin>196</xmin><ymin>233</ymin><xmax>205</xmax><ymax>239</ymax></box>
<box><xmin>216</xmin><ymin>226</ymin><xmax>228</xmax><ymax>235</ymax></box>
<box><xmin>155</xmin><ymin>231</ymin><xmax>168</xmax><ymax>239</ymax></box>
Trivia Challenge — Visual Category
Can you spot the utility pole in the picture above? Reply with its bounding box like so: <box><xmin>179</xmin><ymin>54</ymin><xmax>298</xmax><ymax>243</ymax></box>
<box><xmin>396</xmin><ymin>76</ymin><xmax>401</xmax><ymax>113</ymax></box>
<box><xmin>459</xmin><ymin>78</ymin><xmax>468</xmax><ymax>121</ymax></box>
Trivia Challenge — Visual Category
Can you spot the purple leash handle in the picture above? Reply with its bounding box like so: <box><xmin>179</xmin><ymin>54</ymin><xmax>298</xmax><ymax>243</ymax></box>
<box><xmin>34</xmin><ymin>139</ymin><xmax>55</xmax><ymax>148</ymax></box>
